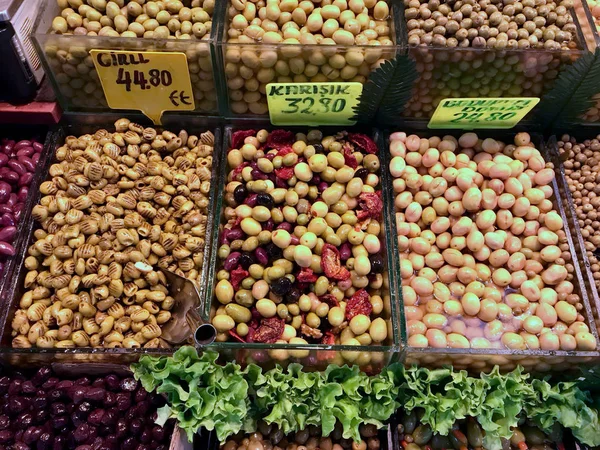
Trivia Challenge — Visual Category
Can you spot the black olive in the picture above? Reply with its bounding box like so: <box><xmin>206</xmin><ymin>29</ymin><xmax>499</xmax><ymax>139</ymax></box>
<box><xmin>354</xmin><ymin>168</ymin><xmax>368</xmax><ymax>180</ymax></box>
<box><xmin>233</xmin><ymin>184</ymin><xmax>248</xmax><ymax>204</ymax></box>
<box><xmin>287</xmin><ymin>287</ymin><xmax>301</xmax><ymax>302</ymax></box>
<box><xmin>256</xmin><ymin>193</ymin><xmax>275</xmax><ymax>209</ymax></box>
<box><xmin>239</xmin><ymin>253</ymin><xmax>254</xmax><ymax>270</ymax></box>
<box><xmin>265</xmin><ymin>243</ymin><xmax>282</xmax><ymax>259</ymax></box>
<box><xmin>271</xmin><ymin>277</ymin><xmax>292</xmax><ymax>296</ymax></box>
<box><xmin>369</xmin><ymin>254</ymin><xmax>384</xmax><ymax>273</ymax></box>
<box><xmin>313</xmin><ymin>143</ymin><xmax>324</xmax><ymax>153</ymax></box>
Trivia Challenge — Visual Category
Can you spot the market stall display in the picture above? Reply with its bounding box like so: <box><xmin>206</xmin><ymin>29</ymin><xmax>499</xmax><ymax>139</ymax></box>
<box><xmin>4</xmin><ymin>119</ymin><xmax>217</xmax><ymax>350</ymax></box>
<box><xmin>388</xmin><ymin>130</ymin><xmax>599</xmax><ymax>371</ymax></box>
<box><xmin>33</xmin><ymin>0</ymin><xmax>218</xmax><ymax>112</ymax></box>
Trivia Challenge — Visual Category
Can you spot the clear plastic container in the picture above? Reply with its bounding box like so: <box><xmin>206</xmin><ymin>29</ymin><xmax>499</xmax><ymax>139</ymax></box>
<box><xmin>32</xmin><ymin>1</ymin><xmax>219</xmax><ymax>114</ymax></box>
<box><xmin>199</xmin><ymin>126</ymin><xmax>401</xmax><ymax>372</ymax></box>
<box><xmin>387</xmin><ymin>130</ymin><xmax>600</xmax><ymax>373</ymax></box>
<box><xmin>0</xmin><ymin>119</ymin><xmax>222</xmax><ymax>366</ymax></box>
<box><xmin>398</xmin><ymin>0</ymin><xmax>591</xmax><ymax>122</ymax></box>
<box><xmin>215</xmin><ymin>2</ymin><xmax>402</xmax><ymax>117</ymax></box>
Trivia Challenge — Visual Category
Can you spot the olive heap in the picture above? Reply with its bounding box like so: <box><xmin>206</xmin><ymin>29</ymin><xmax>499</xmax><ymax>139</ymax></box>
<box><xmin>587</xmin><ymin>0</ymin><xmax>600</xmax><ymax>30</ymax></box>
<box><xmin>397</xmin><ymin>411</ymin><xmax>559</xmax><ymax>450</ymax></box>
<box><xmin>11</xmin><ymin>119</ymin><xmax>214</xmax><ymax>349</ymax></box>
<box><xmin>46</xmin><ymin>0</ymin><xmax>216</xmax><ymax>111</ymax></box>
<box><xmin>213</xmin><ymin>129</ymin><xmax>388</xmax><ymax>362</ymax></box>
<box><xmin>404</xmin><ymin>0</ymin><xmax>578</xmax><ymax>49</ymax></box>
<box><xmin>560</xmin><ymin>134</ymin><xmax>600</xmax><ymax>331</ymax></box>
<box><xmin>224</xmin><ymin>0</ymin><xmax>394</xmax><ymax>115</ymax></box>
<box><xmin>221</xmin><ymin>422</ymin><xmax>381</xmax><ymax>450</ymax></box>
<box><xmin>389</xmin><ymin>131</ymin><xmax>597</xmax><ymax>351</ymax></box>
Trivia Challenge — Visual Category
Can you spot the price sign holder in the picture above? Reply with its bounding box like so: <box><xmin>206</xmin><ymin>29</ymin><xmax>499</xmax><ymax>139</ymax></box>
<box><xmin>266</xmin><ymin>82</ymin><xmax>362</xmax><ymax>126</ymax></box>
<box><xmin>428</xmin><ymin>97</ymin><xmax>540</xmax><ymax>129</ymax></box>
<box><xmin>90</xmin><ymin>50</ymin><xmax>195</xmax><ymax>124</ymax></box>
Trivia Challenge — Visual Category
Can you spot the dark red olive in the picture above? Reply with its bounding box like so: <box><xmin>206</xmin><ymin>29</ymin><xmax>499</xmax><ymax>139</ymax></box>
<box><xmin>74</xmin><ymin>424</ymin><xmax>91</xmax><ymax>443</ymax></box>
<box><xmin>36</xmin><ymin>432</ymin><xmax>53</xmax><ymax>450</ymax></box>
<box><xmin>88</xmin><ymin>409</ymin><xmax>105</xmax><ymax>425</ymax></box>
<box><xmin>85</xmin><ymin>388</ymin><xmax>105</xmax><ymax>402</ymax></box>
<box><xmin>122</xmin><ymin>437</ymin><xmax>138</xmax><ymax>450</ymax></box>
<box><xmin>51</xmin><ymin>403</ymin><xmax>67</xmax><ymax>416</ymax></box>
<box><xmin>151</xmin><ymin>426</ymin><xmax>165</xmax><ymax>441</ymax></box>
<box><xmin>0</xmin><ymin>429</ymin><xmax>13</xmax><ymax>443</ymax></box>
<box><xmin>23</xmin><ymin>426</ymin><xmax>42</xmax><ymax>445</ymax></box>
<box><xmin>104</xmin><ymin>375</ymin><xmax>120</xmax><ymax>391</ymax></box>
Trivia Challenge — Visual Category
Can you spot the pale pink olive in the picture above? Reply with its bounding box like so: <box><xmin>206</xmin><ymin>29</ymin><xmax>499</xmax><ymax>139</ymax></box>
<box><xmin>477</xmin><ymin>300</ymin><xmax>498</xmax><ymax>322</ymax></box>
<box><xmin>555</xmin><ymin>300</ymin><xmax>577</xmax><ymax>324</ymax></box>
<box><xmin>539</xmin><ymin>332</ymin><xmax>560</xmax><ymax>350</ymax></box>
<box><xmin>407</xmin><ymin>319</ymin><xmax>427</xmax><ymax>336</ymax></box>
<box><xmin>536</xmin><ymin>303</ymin><xmax>558</xmax><ymax>326</ymax></box>
<box><xmin>559</xmin><ymin>333</ymin><xmax>577</xmax><ymax>351</ymax></box>
<box><xmin>408</xmin><ymin>334</ymin><xmax>428</xmax><ymax>347</ymax></box>
<box><xmin>523</xmin><ymin>315</ymin><xmax>544</xmax><ymax>334</ymax></box>
<box><xmin>426</xmin><ymin>329</ymin><xmax>447</xmax><ymax>348</ymax></box>
<box><xmin>575</xmin><ymin>332</ymin><xmax>597</xmax><ymax>350</ymax></box>
<box><xmin>471</xmin><ymin>337</ymin><xmax>492</xmax><ymax>349</ymax></box>
<box><xmin>447</xmin><ymin>333</ymin><xmax>470</xmax><ymax>348</ymax></box>
<box><xmin>502</xmin><ymin>332</ymin><xmax>526</xmax><ymax>350</ymax></box>
<box><xmin>411</xmin><ymin>276</ymin><xmax>433</xmax><ymax>296</ymax></box>
<box><xmin>422</xmin><ymin>313</ymin><xmax>448</xmax><ymax>329</ymax></box>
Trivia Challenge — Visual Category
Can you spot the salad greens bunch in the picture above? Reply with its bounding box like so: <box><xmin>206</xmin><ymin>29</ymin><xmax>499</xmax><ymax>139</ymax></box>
<box><xmin>132</xmin><ymin>347</ymin><xmax>600</xmax><ymax>449</ymax></box>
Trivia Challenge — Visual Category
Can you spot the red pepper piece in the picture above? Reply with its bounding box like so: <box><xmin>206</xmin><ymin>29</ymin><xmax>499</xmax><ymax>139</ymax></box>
<box><xmin>230</xmin><ymin>162</ymin><xmax>249</xmax><ymax>180</ymax></box>
<box><xmin>348</xmin><ymin>133</ymin><xmax>378</xmax><ymax>154</ymax></box>
<box><xmin>297</xmin><ymin>267</ymin><xmax>318</xmax><ymax>283</ymax></box>
<box><xmin>319</xmin><ymin>294</ymin><xmax>339</xmax><ymax>307</ymax></box>
<box><xmin>343</xmin><ymin>144</ymin><xmax>358</xmax><ymax>169</ymax></box>
<box><xmin>230</xmin><ymin>266</ymin><xmax>249</xmax><ymax>290</ymax></box>
<box><xmin>321</xmin><ymin>244</ymin><xmax>350</xmax><ymax>281</ymax></box>
<box><xmin>321</xmin><ymin>331</ymin><xmax>335</xmax><ymax>345</ymax></box>
<box><xmin>228</xmin><ymin>329</ymin><xmax>245</xmax><ymax>343</ymax></box>
<box><xmin>277</xmin><ymin>146</ymin><xmax>294</xmax><ymax>156</ymax></box>
<box><xmin>275</xmin><ymin>167</ymin><xmax>294</xmax><ymax>180</ymax></box>
<box><xmin>266</xmin><ymin>130</ymin><xmax>295</xmax><ymax>150</ymax></box>
<box><xmin>345</xmin><ymin>288</ymin><xmax>372</xmax><ymax>320</ymax></box>
<box><xmin>253</xmin><ymin>317</ymin><xmax>285</xmax><ymax>343</ymax></box>
<box><xmin>357</xmin><ymin>192</ymin><xmax>383</xmax><ymax>220</ymax></box>
<box><xmin>231</xmin><ymin>130</ymin><xmax>256</xmax><ymax>149</ymax></box>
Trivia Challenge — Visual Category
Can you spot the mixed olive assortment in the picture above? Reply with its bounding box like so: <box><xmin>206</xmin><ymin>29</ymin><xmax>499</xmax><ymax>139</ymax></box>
<box><xmin>221</xmin><ymin>423</ymin><xmax>381</xmax><ymax>450</ymax></box>
<box><xmin>405</xmin><ymin>0</ymin><xmax>578</xmax><ymax>49</ymax></box>
<box><xmin>224</xmin><ymin>0</ymin><xmax>394</xmax><ymax>115</ymax></box>
<box><xmin>45</xmin><ymin>0</ymin><xmax>216</xmax><ymax>110</ymax></box>
<box><xmin>397</xmin><ymin>411</ymin><xmax>558</xmax><ymax>450</ymax></box>
<box><xmin>213</xmin><ymin>129</ymin><xmax>388</xmax><ymax>359</ymax></box>
<box><xmin>587</xmin><ymin>0</ymin><xmax>600</xmax><ymax>30</ymax></box>
<box><xmin>11</xmin><ymin>119</ymin><xmax>214</xmax><ymax>349</ymax></box>
<box><xmin>560</xmin><ymin>134</ymin><xmax>600</xmax><ymax>331</ymax></box>
<box><xmin>390</xmin><ymin>131</ymin><xmax>596</xmax><ymax>351</ymax></box>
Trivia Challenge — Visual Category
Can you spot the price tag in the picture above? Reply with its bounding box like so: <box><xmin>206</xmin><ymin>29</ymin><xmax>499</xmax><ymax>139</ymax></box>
<box><xmin>428</xmin><ymin>97</ymin><xmax>540</xmax><ymax>129</ymax></box>
<box><xmin>266</xmin><ymin>82</ymin><xmax>362</xmax><ymax>126</ymax></box>
<box><xmin>90</xmin><ymin>50</ymin><xmax>195</xmax><ymax>124</ymax></box>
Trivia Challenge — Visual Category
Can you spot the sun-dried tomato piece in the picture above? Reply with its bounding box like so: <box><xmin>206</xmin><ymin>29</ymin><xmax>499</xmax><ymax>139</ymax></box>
<box><xmin>253</xmin><ymin>317</ymin><xmax>285</xmax><ymax>343</ymax></box>
<box><xmin>267</xmin><ymin>130</ymin><xmax>295</xmax><ymax>150</ymax></box>
<box><xmin>321</xmin><ymin>244</ymin><xmax>350</xmax><ymax>281</ymax></box>
<box><xmin>319</xmin><ymin>294</ymin><xmax>339</xmax><ymax>307</ymax></box>
<box><xmin>275</xmin><ymin>167</ymin><xmax>294</xmax><ymax>180</ymax></box>
<box><xmin>277</xmin><ymin>146</ymin><xmax>294</xmax><ymax>156</ymax></box>
<box><xmin>348</xmin><ymin>133</ymin><xmax>378</xmax><ymax>154</ymax></box>
<box><xmin>321</xmin><ymin>331</ymin><xmax>336</xmax><ymax>345</ymax></box>
<box><xmin>228</xmin><ymin>329</ymin><xmax>245</xmax><ymax>343</ymax></box>
<box><xmin>343</xmin><ymin>144</ymin><xmax>358</xmax><ymax>169</ymax></box>
<box><xmin>231</xmin><ymin>162</ymin><xmax>249</xmax><ymax>180</ymax></box>
<box><xmin>230</xmin><ymin>266</ymin><xmax>249</xmax><ymax>290</ymax></box>
<box><xmin>345</xmin><ymin>289</ymin><xmax>373</xmax><ymax>321</ymax></box>
<box><xmin>231</xmin><ymin>130</ymin><xmax>256</xmax><ymax>149</ymax></box>
<box><xmin>357</xmin><ymin>192</ymin><xmax>383</xmax><ymax>220</ymax></box>
<box><xmin>297</xmin><ymin>267</ymin><xmax>318</xmax><ymax>283</ymax></box>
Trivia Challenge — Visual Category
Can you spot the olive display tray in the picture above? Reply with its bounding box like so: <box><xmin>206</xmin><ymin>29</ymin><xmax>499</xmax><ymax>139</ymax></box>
<box><xmin>199</xmin><ymin>126</ymin><xmax>402</xmax><ymax>372</ymax></box>
<box><xmin>546</xmin><ymin>131</ymin><xmax>600</xmax><ymax>365</ymax></box>
<box><xmin>386</xmin><ymin>130</ymin><xmax>600</xmax><ymax>374</ymax></box>
<box><xmin>0</xmin><ymin>119</ymin><xmax>222</xmax><ymax>366</ymax></box>
<box><xmin>0</xmin><ymin>125</ymin><xmax>55</xmax><ymax>311</ymax></box>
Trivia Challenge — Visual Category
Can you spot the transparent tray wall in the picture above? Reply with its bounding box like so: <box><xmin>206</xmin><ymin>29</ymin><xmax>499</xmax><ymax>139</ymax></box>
<box><xmin>32</xmin><ymin>2</ymin><xmax>219</xmax><ymax>114</ymax></box>
<box><xmin>399</xmin><ymin>1</ymin><xmax>590</xmax><ymax>122</ymax></box>
<box><xmin>0</xmin><ymin>121</ymin><xmax>222</xmax><ymax>367</ymax></box>
<box><xmin>215</xmin><ymin>2</ymin><xmax>403</xmax><ymax>117</ymax></box>
<box><xmin>386</xmin><ymin>130</ymin><xmax>600</xmax><ymax>374</ymax></box>
<box><xmin>200</xmin><ymin>126</ymin><xmax>401</xmax><ymax>372</ymax></box>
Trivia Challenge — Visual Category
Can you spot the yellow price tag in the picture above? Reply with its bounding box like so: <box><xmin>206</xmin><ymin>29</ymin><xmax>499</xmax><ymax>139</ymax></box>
<box><xmin>266</xmin><ymin>82</ymin><xmax>362</xmax><ymax>126</ymax></box>
<box><xmin>90</xmin><ymin>50</ymin><xmax>195</xmax><ymax>124</ymax></box>
<box><xmin>428</xmin><ymin>97</ymin><xmax>540</xmax><ymax>129</ymax></box>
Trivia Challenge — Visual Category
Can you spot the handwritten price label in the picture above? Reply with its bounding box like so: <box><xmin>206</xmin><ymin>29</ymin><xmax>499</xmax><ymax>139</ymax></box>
<box><xmin>428</xmin><ymin>97</ymin><xmax>540</xmax><ymax>130</ymax></box>
<box><xmin>90</xmin><ymin>50</ymin><xmax>195</xmax><ymax>124</ymax></box>
<box><xmin>266</xmin><ymin>82</ymin><xmax>362</xmax><ymax>126</ymax></box>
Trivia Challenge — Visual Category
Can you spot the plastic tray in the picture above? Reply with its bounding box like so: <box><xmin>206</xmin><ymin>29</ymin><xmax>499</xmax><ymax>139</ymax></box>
<box><xmin>396</xmin><ymin>0</ymin><xmax>591</xmax><ymax>124</ymax></box>
<box><xmin>200</xmin><ymin>125</ymin><xmax>401</xmax><ymax>372</ymax></box>
<box><xmin>214</xmin><ymin>1</ymin><xmax>403</xmax><ymax>117</ymax></box>
<box><xmin>31</xmin><ymin>1</ymin><xmax>220</xmax><ymax>115</ymax></box>
<box><xmin>0</xmin><ymin>120</ymin><xmax>222</xmax><ymax>366</ymax></box>
<box><xmin>386</xmin><ymin>130</ymin><xmax>600</xmax><ymax>373</ymax></box>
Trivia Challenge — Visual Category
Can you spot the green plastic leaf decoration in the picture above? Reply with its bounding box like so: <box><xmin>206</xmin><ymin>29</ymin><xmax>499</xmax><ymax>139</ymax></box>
<box><xmin>534</xmin><ymin>48</ymin><xmax>600</xmax><ymax>126</ymax></box>
<box><xmin>352</xmin><ymin>53</ymin><xmax>418</xmax><ymax>124</ymax></box>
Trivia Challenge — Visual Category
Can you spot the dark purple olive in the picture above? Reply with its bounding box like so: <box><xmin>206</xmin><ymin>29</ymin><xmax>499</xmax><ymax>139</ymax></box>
<box><xmin>103</xmin><ymin>408</ymin><xmax>118</xmax><ymax>426</ymax></box>
<box><xmin>136</xmin><ymin>445</ymin><xmax>150</xmax><ymax>450</ymax></box>
<box><xmin>71</xmin><ymin>387</ymin><xmax>87</xmax><ymax>404</ymax></box>
<box><xmin>0</xmin><ymin>429</ymin><xmax>13</xmax><ymax>443</ymax></box>
<box><xmin>134</xmin><ymin>389</ymin><xmax>147</xmax><ymax>403</ymax></box>
<box><xmin>85</xmin><ymin>388</ymin><xmax>105</xmax><ymax>402</ymax></box>
<box><xmin>0</xmin><ymin>213</ymin><xmax>15</xmax><ymax>227</ymax></box>
<box><xmin>9</xmin><ymin>397</ymin><xmax>28</xmax><ymax>414</ymax></box>
<box><xmin>56</xmin><ymin>380</ymin><xmax>74</xmax><ymax>390</ymax></box>
<box><xmin>369</xmin><ymin>254</ymin><xmax>384</xmax><ymax>273</ymax></box>
<box><xmin>34</xmin><ymin>410</ymin><xmax>48</xmax><ymax>424</ymax></box>
<box><xmin>254</xmin><ymin>247</ymin><xmax>268</xmax><ymax>265</ymax></box>
<box><xmin>135</xmin><ymin>400</ymin><xmax>150</xmax><ymax>416</ymax></box>
<box><xmin>48</xmin><ymin>389</ymin><xmax>62</xmax><ymax>402</ymax></box>
<box><xmin>75</xmin><ymin>446</ymin><xmax>92</xmax><ymax>450</ymax></box>
<box><xmin>36</xmin><ymin>432</ymin><xmax>53</xmax><ymax>450</ymax></box>
<box><xmin>233</xmin><ymin>184</ymin><xmax>248</xmax><ymax>204</ymax></box>
<box><xmin>339</xmin><ymin>243</ymin><xmax>352</xmax><ymax>261</ymax></box>
<box><xmin>223</xmin><ymin>252</ymin><xmax>241</xmax><ymax>271</ymax></box>
<box><xmin>0</xmin><ymin>415</ymin><xmax>10</xmax><ymax>430</ymax></box>
<box><xmin>51</xmin><ymin>415</ymin><xmax>69</xmax><ymax>430</ymax></box>
<box><xmin>51</xmin><ymin>403</ymin><xmax>67</xmax><ymax>416</ymax></box>
<box><xmin>90</xmin><ymin>436</ymin><xmax>104</xmax><ymax>449</ymax></box>
<box><xmin>74</xmin><ymin>377</ymin><xmax>91</xmax><ymax>386</ymax></box>
<box><xmin>78</xmin><ymin>401</ymin><xmax>92</xmax><ymax>416</ymax></box>
<box><xmin>88</xmin><ymin>409</ymin><xmax>106</xmax><ymax>427</ymax></box>
<box><xmin>14</xmin><ymin>441</ymin><xmax>29</xmax><ymax>450</ymax></box>
<box><xmin>125</xmin><ymin>409</ymin><xmax>136</xmax><ymax>422</ymax></box>
<box><xmin>91</xmin><ymin>378</ymin><xmax>105</xmax><ymax>389</ymax></box>
<box><xmin>129</xmin><ymin>418</ymin><xmax>143</xmax><ymax>436</ymax></box>
<box><xmin>8</xmin><ymin>379</ymin><xmax>23</xmax><ymax>396</ymax></box>
<box><xmin>151</xmin><ymin>426</ymin><xmax>165</xmax><ymax>441</ymax></box>
<box><xmin>271</xmin><ymin>277</ymin><xmax>292</xmax><ymax>296</ymax></box>
<box><xmin>0</xmin><ymin>376</ymin><xmax>10</xmax><ymax>394</ymax></box>
<box><xmin>74</xmin><ymin>424</ymin><xmax>91</xmax><ymax>443</ymax></box>
<box><xmin>286</xmin><ymin>287</ymin><xmax>301</xmax><ymax>302</ymax></box>
<box><xmin>15</xmin><ymin>412</ymin><xmax>33</xmax><ymax>429</ymax></box>
<box><xmin>226</xmin><ymin>227</ymin><xmax>244</xmax><ymax>241</ymax></box>
<box><xmin>20</xmin><ymin>380</ymin><xmax>36</xmax><ymax>395</ymax></box>
<box><xmin>53</xmin><ymin>436</ymin><xmax>66</xmax><ymax>450</ymax></box>
<box><xmin>256</xmin><ymin>193</ymin><xmax>274</xmax><ymax>209</ymax></box>
<box><xmin>104</xmin><ymin>375</ymin><xmax>120</xmax><ymax>391</ymax></box>
<box><xmin>32</xmin><ymin>395</ymin><xmax>48</xmax><ymax>410</ymax></box>
<box><xmin>14</xmin><ymin>429</ymin><xmax>23</xmax><ymax>442</ymax></box>
<box><xmin>105</xmin><ymin>435</ymin><xmax>118</xmax><ymax>447</ymax></box>
<box><xmin>115</xmin><ymin>419</ymin><xmax>128</xmax><ymax>438</ymax></box>
<box><xmin>71</xmin><ymin>412</ymin><xmax>84</xmax><ymax>427</ymax></box>
<box><xmin>122</xmin><ymin>437</ymin><xmax>138</xmax><ymax>450</ymax></box>
<box><xmin>239</xmin><ymin>252</ymin><xmax>254</xmax><ymax>270</ymax></box>
<box><xmin>23</xmin><ymin>426</ymin><xmax>42</xmax><ymax>444</ymax></box>
<box><xmin>0</xmin><ymin>181</ymin><xmax>11</xmax><ymax>203</ymax></box>
<box><xmin>115</xmin><ymin>393</ymin><xmax>131</xmax><ymax>411</ymax></box>
<box><xmin>104</xmin><ymin>391</ymin><xmax>116</xmax><ymax>407</ymax></box>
